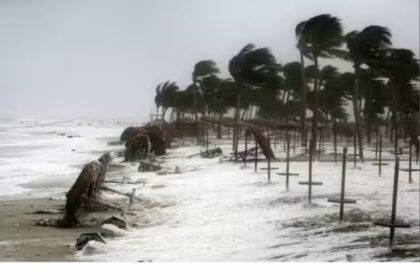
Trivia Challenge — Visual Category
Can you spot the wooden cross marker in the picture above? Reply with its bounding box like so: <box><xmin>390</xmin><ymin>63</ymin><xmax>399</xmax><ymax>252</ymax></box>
<box><xmin>372</xmin><ymin>133</ymin><xmax>389</xmax><ymax>176</ymax></box>
<box><xmin>327</xmin><ymin>147</ymin><xmax>357</xmax><ymax>220</ymax></box>
<box><xmin>374</xmin><ymin>157</ymin><xmax>410</xmax><ymax>247</ymax></box>
<box><xmin>298</xmin><ymin>141</ymin><xmax>322</xmax><ymax>204</ymax></box>
<box><xmin>276</xmin><ymin>131</ymin><xmax>299</xmax><ymax>191</ymax></box>
<box><xmin>400</xmin><ymin>138</ymin><xmax>420</xmax><ymax>182</ymax></box>
<box><xmin>260</xmin><ymin>136</ymin><xmax>278</xmax><ymax>183</ymax></box>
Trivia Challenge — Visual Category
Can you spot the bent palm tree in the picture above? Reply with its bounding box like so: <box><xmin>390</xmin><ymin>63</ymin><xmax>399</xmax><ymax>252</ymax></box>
<box><xmin>375</xmin><ymin>49</ymin><xmax>419</xmax><ymax>155</ymax></box>
<box><xmin>295</xmin><ymin>21</ymin><xmax>311</xmax><ymax>148</ymax></box>
<box><xmin>298</xmin><ymin>14</ymin><xmax>344</xmax><ymax>151</ymax></box>
<box><xmin>229</xmin><ymin>44</ymin><xmax>279</xmax><ymax>154</ymax></box>
<box><xmin>155</xmin><ymin>81</ymin><xmax>179</xmax><ymax>121</ymax></box>
<box><xmin>346</xmin><ymin>25</ymin><xmax>392</xmax><ymax>161</ymax></box>
<box><xmin>192</xmin><ymin>60</ymin><xmax>219</xmax><ymax>141</ymax></box>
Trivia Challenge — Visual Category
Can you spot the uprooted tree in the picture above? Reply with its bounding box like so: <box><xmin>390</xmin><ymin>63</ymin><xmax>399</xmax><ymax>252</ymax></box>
<box><xmin>246</xmin><ymin>127</ymin><xmax>275</xmax><ymax>160</ymax></box>
<box><xmin>60</xmin><ymin>153</ymin><xmax>113</xmax><ymax>227</ymax></box>
<box><xmin>120</xmin><ymin>125</ymin><xmax>170</xmax><ymax>161</ymax></box>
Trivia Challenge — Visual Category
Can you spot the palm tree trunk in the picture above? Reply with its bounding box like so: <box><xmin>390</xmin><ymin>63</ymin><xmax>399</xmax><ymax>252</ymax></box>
<box><xmin>366</xmin><ymin>81</ymin><xmax>372</xmax><ymax>145</ymax></box>
<box><xmin>233</xmin><ymin>90</ymin><xmax>242</xmax><ymax>155</ymax></box>
<box><xmin>353</xmin><ymin>66</ymin><xmax>364</xmax><ymax>162</ymax></box>
<box><xmin>385</xmin><ymin>107</ymin><xmax>391</xmax><ymax>137</ymax></box>
<box><xmin>193</xmin><ymin>85</ymin><xmax>200</xmax><ymax>143</ymax></box>
<box><xmin>300</xmin><ymin>51</ymin><xmax>308</xmax><ymax>148</ymax></box>
<box><xmin>392</xmin><ymin>81</ymin><xmax>399</xmax><ymax>157</ymax></box>
<box><xmin>310</xmin><ymin>55</ymin><xmax>320</xmax><ymax>152</ymax></box>
<box><xmin>241</xmin><ymin>108</ymin><xmax>247</xmax><ymax>120</ymax></box>
<box><xmin>217</xmin><ymin>112</ymin><xmax>223</xmax><ymax>139</ymax></box>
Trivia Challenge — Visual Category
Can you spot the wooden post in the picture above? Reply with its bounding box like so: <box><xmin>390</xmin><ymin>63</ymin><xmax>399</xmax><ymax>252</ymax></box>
<box><xmin>286</xmin><ymin>131</ymin><xmax>291</xmax><ymax>191</ymax></box>
<box><xmin>353</xmin><ymin>129</ymin><xmax>357</xmax><ymax>168</ymax></box>
<box><xmin>254</xmin><ymin>138</ymin><xmax>258</xmax><ymax>173</ymax></box>
<box><xmin>318</xmin><ymin>127</ymin><xmax>322</xmax><ymax>159</ymax></box>
<box><xmin>274</xmin><ymin>128</ymin><xmax>277</xmax><ymax>149</ymax></box>
<box><xmin>206</xmin><ymin>124</ymin><xmax>209</xmax><ymax>152</ymax></box>
<box><xmin>339</xmin><ymin>147</ymin><xmax>347</xmax><ymax>220</ymax></box>
<box><xmin>375</xmin><ymin>129</ymin><xmax>379</xmax><ymax>160</ymax></box>
<box><xmin>374</xmin><ymin>157</ymin><xmax>410</xmax><ymax>247</ymax></box>
<box><xmin>267</xmin><ymin>154</ymin><xmax>271</xmax><ymax>183</ymax></box>
<box><xmin>127</xmin><ymin>188</ymin><xmax>136</xmax><ymax>213</ymax></box>
<box><xmin>379</xmin><ymin>133</ymin><xmax>383</xmax><ymax>177</ymax></box>
<box><xmin>267</xmin><ymin>135</ymin><xmax>271</xmax><ymax>183</ymax></box>
<box><xmin>408</xmin><ymin>138</ymin><xmax>413</xmax><ymax>183</ymax></box>
<box><xmin>334</xmin><ymin>121</ymin><xmax>338</xmax><ymax>165</ymax></box>
<box><xmin>308</xmin><ymin>141</ymin><xmax>313</xmax><ymax>204</ymax></box>
<box><xmin>328</xmin><ymin>147</ymin><xmax>356</xmax><ymax>220</ymax></box>
<box><xmin>244</xmin><ymin>132</ymin><xmax>248</xmax><ymax>167</ymax></box>
<box><xmin>293</xmin><ymin>128</ymin><xmax>296</xmax><ymax>154</ymax></box>
<box><xmin>389</xmin><ymin>157</ymin><xmax>400</xmax><ymax>246</ymax></box>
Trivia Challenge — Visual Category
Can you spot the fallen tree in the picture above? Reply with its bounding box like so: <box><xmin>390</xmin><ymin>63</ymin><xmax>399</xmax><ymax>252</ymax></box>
<box><xmin>246</xmin><ymin>127</ymin><xmax>275</xmax><ymax>160</ymax></box>
<box><xmin>60</xmin><ymin>153</ymin><xmax>115</xmax><ymax>227</ymax></box>
<box><xmin>121</xmin><ymin>125</ymin><xmax>169</xmax><ymax>161</ymax></box>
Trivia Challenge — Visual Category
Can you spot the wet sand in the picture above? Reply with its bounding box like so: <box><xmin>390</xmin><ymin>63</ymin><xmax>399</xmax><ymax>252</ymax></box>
<box><xmin>0</xmin><ymin>197</ymin><xmax>120</xmax><ymax>261</ymax></box>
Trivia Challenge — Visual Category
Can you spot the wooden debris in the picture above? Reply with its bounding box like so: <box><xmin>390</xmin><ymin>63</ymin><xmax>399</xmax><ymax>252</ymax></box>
<box><xmin>138</xmin><ymin>160</ymin><xmax>161</xmax><ymax>172</ymax></box>
<box><xmin>75</xmin><ymin>232</ymin><xmax>106</xmax><ymax>250</ymax></box>
<box><xmin>102</xmin><ymin>216</ymin><xmax>128</xmax><ymax>229</ymax></box>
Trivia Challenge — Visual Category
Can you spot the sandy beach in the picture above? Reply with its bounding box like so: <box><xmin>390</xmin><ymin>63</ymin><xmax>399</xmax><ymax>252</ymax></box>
<box><xmin>0</xmin><ymin>197</ymin><xmax>76</xmax><ymax>261</ymax></box>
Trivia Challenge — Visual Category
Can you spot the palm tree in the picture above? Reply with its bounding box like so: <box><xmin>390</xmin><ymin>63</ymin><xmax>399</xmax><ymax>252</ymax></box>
<box><xmin>155</xmin><ymin>81</ymin><xmax>179</xmax><ymax>121</ymax></box>
<box><xmin>192</xmin><ymin>60</ymin><xmax>219</xmax><ymax>141</ymax></box>
<box><xmin>298</xmin><ymin>14</ymin><xmax>344</xmax><ymax>152</ymax></box>
<box><xmin>200</xmin><ymin>76</ymin><xmax>237</xmax><ymax>138</ymax></box>
<box><xmin>295</xmin><ymin>21</ymin><xmax>311</xmax><ymax>148</ymax></box>
<box><xmin>346</xmin><ymin>25</ymin><xmax>392</xmax><ymax>161</ymax></box>
<box><xmin>375</xmin><ymin>48</ymin><xmax>419</xmax><ymax>154</ymax></box>
<box><xmin>228</xmin><ymin>44</ymin><xmax>280</xmax><ymax>154</ymax></box>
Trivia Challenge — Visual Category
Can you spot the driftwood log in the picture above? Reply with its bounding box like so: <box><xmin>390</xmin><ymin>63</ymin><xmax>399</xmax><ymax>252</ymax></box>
<box><xmin>60</xmin><ymin>153</ymin><xmax>112</xmax><ymax>227</ymax></box>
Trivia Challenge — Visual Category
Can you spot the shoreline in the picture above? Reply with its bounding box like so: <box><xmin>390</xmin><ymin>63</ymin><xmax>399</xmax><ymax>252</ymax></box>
<box><xmin>1</xmin><ymin>131</ymin><xmax>419</xmax><ymax>261</ymax></box>
<box><xmin>0</xmin><ymin>197</ymin><xmax>77</xmax><ymax>261</ymax></box>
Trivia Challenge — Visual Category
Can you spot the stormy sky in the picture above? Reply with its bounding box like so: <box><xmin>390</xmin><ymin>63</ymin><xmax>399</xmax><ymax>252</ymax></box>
<box><xmin>0</xmin><ymin>0</ymin><xmax>418</xmax><ymax>120</ymax></box>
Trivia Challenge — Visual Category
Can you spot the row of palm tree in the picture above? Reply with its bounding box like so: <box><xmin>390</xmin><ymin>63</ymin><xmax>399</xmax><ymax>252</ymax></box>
<box><xmin>154</xmin><ymin>14</ymin><xmax>419</xmax><ymax>159</ymax></box>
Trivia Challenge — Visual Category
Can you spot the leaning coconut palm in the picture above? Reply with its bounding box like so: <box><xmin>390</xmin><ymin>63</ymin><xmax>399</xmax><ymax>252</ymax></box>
<box><xmin>155</xmin><ymin>81</ymin><xmax>179</xmax><ymax>121</ymax></box>
<box><xmin>192</xmin><ymin>60</ymin><xmax>220</xmax><ymax>141</ymax></box>
<box><xmin>298</xmin><ymin>14</ymin><xmax>344</xmax><ymax>152</ymax></box>
<box><xmin>295</xmin><ymin>21</ymin><xmax>311</xmax><ymax>148</ymax></box>
<box><xmin>228</xmin><ymin>44</ymin><xmax>280</xmax><ymax>155</ymax></box>
<box><xmin>374</xmin><ymin>49</ymin><xmax>419</xmax><ymax>155</ymax></box>
<box><xmin>346</xmin><ymin>25</ymin><xmax>392</xmax><ymax>161</ymax></box>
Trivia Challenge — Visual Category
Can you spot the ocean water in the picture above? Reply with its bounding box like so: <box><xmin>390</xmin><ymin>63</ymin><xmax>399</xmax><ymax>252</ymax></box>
<box><xmin>0</xmin><ymin>118</ymin><xmax>124</xmax><ymax>198</ymax></box>
<box><xmin>76</xmin><ymin>139</ymin><xmax>419</xmax><ymax>262</ymax></box>
<box><xmin>1</xmin><ymin>119</ymin><xmax>418</xmax><ymax>261</ymax></box>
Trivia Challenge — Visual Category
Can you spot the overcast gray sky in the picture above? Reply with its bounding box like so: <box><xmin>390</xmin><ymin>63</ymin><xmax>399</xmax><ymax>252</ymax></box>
<box><xmin>0</xmin><ymin>0</ymin><xmax>418</xmax><ymax>120</ymax></box>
